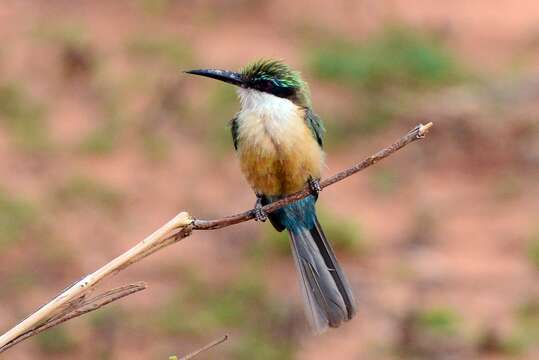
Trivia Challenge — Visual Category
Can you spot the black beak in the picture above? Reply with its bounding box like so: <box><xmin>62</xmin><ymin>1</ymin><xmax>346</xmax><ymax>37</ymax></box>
<box><xmin>184</xmin><ymin>69</ymin><xmax>244</xmax><ymax>87</ymax></box>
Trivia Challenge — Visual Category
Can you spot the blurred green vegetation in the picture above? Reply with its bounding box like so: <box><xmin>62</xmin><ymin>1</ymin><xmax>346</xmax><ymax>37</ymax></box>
<box><xmin>0</xmin><ymin>83</ymin><xmax>50</xmax><ymax>152</ymax></box>
<box><xmin>89</xmin><ymin>306</ymin><xmax>123</xmax><ymax>331</ymax></box>
<box><xmin>516</xmin><ymin>299</ymin><xmax>539</xmax><ymax>339</ymax></box>
<box><xmin>494</xmin><ymin>173</ymin><xmax>524</xmax><ymax>201</ymax></box>
<box><xmin>370</xmin><ymin>168</ymin><xmax>400</xmax><ymax>195</ymax></box>
<box><xmin>0</xmin><ymin>268</ymin><xmax>37</xmax><ymax>299</ymax></box>
<box><xmin>308</xmin><ymin>25</ymin><xmax>467</xmax><ymax>146</ymax></box>
<box><xmin>78</xmin><ymin>83</ymin><xmax>126</xmax><ymax>155</ymax></box>
<box><xmin>231</xmin><ymin>333</ymin><xmax>292</xmax><ymax>360</ymax></box>
<box><xmin>396</xmin><ymin>306</ymin><xmax>465</xmax><ymax>358</ymax></box>
<box><xmin>499</xmin><ymin>299</ymin><xmax>539</xmax><ymax>355</ymax></box>
<box><xmin>125</xmin><ymin>34</ymin><xmax>192</xmax><ymax>68</ymax></box>
<box><xmin>0</xmin><ymin>190</ymin><xmax>37</xmax><ymax>249</ymax></box>
<box><xmin>205</xmin><ymin>84</ymin><xmax>239</xmax><ymax>156</ymax></box>
<box><xmin>526</xmin><ymin>229</ymin><xmax>539</xmax><ymax>271</ymax></box>
<box><xmin>139</xmin><ymin>132</ymin><xmax>171</xmax><ymax>161</ymax></box>
<box><xmin>53</xmin><ymin>175</ymin><xmax>124</xmax><ymax>211</ymax></box>
<box><xmin>156</xmin><ymin>270</ymin><xmax>295</xmax><ymax>359</ymax></box>
<box><xmin>36</xmin><ymin>327</ymin><xmax>79</xmax><ymax>355</ymax></box>
<box><xmin>134</xmin><ymin>79</ymin><xmax>189</xmax><ymax>161</ymax></box>
<box><xmin>321</xmin><ymin>98</ymin><xmax>400</xmax><ymax>148</ymax></box>
<box><xmin>309</xmin><ymin>26</ymin><xmax>464</xmax><ymax>90</ymax></box>
<box><xmin>79</xmin><ymin>118</ymin><xmax>121</xmax><ymax>155</ymax></box>
<box><xmin>137</xmin><ymin>0</ymin><xmax>173</xmax><ymax>16</ymax></box>
<box><xmin>207</xmin><ymin>84</ymin><xmax>238</xmax><ymax>116</ymax></box>
<box><xmin>417</xmin><ymin>307</ymin><xmax>461</xmax><ymax>336</ymax></box>
<box><xmin>32</xmin><ymin>22</ymin><xmax>89</xmax><ymax>48</ymax></box>
<box><xmin>87</xmin><ymin>307</ymin><xmax>122</xmax><ymax>360</ymax></box>
<box><xmin>40</xmin><ymin>236</ymin><xmax>77</xmax><ymax>272</ymax></box>
<box><xmin>255</xmin><ymin>207</ymin><xmax>367</xmax><ymax>258</ymax></box>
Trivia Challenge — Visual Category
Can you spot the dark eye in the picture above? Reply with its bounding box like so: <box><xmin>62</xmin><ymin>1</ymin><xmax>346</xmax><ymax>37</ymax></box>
<box><xmin>259</xmin><ymin>80</ymin><xmax>273</xmax><ymax>91</ymax></box>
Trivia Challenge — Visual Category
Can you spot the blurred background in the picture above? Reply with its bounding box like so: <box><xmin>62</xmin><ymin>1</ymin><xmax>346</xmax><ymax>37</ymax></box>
<box><xmin>1</xmin><ymin>1</ymin><xmax>538</xmax><ymax>359</ymax></box>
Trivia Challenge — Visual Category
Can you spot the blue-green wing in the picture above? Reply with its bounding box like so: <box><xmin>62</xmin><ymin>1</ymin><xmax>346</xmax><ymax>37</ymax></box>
<box><xmin>305</xmin><ymin>108</ymin><xmax>325</xmax><ymax>148</ymax></box>
<box><xmin>230</xmin><ymin>115</ymin><xmax>239</xmax><ymax>150</ymax></box>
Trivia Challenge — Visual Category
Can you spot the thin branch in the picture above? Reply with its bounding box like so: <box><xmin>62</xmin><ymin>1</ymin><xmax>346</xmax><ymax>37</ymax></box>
<box><xmin>192</xmin><ymin>122</ymin><xmax>433</xmax><ymax>230</ymax></box>
<box><xmin>0</xmin><ymin>122</ymin><xmax>432</xmax><ymax>353</ymax></box>
<box><xmin>171</xmin><ymin>334</ymin><xmax>228</xmax><ymax>360</ymax></box>
<box><xmin>0</xmin><ymin>283</ymin><xmax>147</xmax><ymax>352</ymax></box>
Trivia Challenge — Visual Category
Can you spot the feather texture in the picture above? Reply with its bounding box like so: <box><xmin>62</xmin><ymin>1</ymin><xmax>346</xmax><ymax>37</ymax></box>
<box><xmin>233</xmin><ymin>89</ymin><xmax>324</xmax><ymax>196</ymax></box>
<box><xmin>276</xmin><ymin>196</ymin><xmax>357</xmax><ymax>333</ymax></box>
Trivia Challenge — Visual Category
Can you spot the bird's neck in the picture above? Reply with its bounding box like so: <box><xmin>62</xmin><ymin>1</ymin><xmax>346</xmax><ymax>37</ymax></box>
<box><xmin>237</xmin><ymin>88</ymin><xmax>301</xmax><ymax>120</ymax></box>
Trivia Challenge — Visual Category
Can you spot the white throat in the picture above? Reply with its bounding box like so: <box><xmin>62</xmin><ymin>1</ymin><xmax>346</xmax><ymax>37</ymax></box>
<box><xmin>237</xmin><ymin>88</ymin><xmax>297</xmax><ymax>121</ymax></box>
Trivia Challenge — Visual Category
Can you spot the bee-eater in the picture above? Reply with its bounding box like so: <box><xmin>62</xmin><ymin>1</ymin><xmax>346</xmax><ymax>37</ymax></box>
<box><xmin>186</xmin><ymin>59</ymin><xmax>356</xmax><ymax>332</ymax></box>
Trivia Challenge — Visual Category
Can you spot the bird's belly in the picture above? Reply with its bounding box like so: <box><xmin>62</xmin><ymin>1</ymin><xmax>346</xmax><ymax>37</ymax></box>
<box><xmin>237</xmin><ymin>111</ymin><xmax>324</xmax><ymax>196</ymax></box>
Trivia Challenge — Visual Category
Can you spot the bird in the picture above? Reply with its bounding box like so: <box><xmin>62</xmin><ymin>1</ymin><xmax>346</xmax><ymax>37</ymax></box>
<box><xmin>185</xmin><ymin>59</ymin><xmax>356</xmax><ymax>333</ymax></box>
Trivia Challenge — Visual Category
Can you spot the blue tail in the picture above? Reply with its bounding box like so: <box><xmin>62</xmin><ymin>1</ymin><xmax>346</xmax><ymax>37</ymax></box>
<box><xmin>269</xmin><ymin>196</ymin><xmax>356</xmax><ymax>333</ymax></box>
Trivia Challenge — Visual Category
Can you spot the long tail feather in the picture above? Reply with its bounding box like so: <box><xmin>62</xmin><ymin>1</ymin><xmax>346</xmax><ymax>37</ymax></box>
<box><xmin>288</xmin><ymin>216</ymin><xmax>356</xmax><ymax>333</ymax></box>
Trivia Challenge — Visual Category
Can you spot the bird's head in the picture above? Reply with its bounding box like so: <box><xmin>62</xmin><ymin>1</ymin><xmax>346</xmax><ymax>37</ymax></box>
<box><xmin>185</xmin><ymin>59</ymin><xmax>310</xmax><ymax>107</ymax></box>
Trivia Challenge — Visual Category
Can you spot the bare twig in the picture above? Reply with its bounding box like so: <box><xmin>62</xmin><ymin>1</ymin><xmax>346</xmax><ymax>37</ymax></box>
<box><xmin>172</xmin><ymin>334</ymin><xmax>228</xmax><ymax>360</ymax></box>
<box><xmin>0</xmin><ymin>122</ymin><xmax>432</xmax><ymax>353</ymax></box>
<box><xmin>192</xmin><ymin>122</ymin><xmax>433</xmax><ymax>230</ymax></box>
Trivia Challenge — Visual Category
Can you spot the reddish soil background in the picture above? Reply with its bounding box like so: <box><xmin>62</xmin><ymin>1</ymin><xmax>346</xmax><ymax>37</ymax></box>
<box><xmin>0</xmin><ymin>1</ymin><xmax>538</xmax><ymax>359</ymax></box>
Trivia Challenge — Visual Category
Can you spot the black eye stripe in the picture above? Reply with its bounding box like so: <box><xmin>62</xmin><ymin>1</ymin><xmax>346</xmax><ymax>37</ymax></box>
<box><xmin>247</xmin><ymin>77</ymin><xmax>297</xmax><ymax>99</ymax></box>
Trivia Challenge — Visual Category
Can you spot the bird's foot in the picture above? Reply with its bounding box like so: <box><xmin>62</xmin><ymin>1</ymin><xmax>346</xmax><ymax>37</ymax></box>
<box><xmin>254</xmin><ymin>196</ymin><xmax>267</xmax><ymax>222</ymax></box>
<box><xmin>308</xmin><ymin>177</ymin><xmax>322</xmax><ymax>197</ymax></box>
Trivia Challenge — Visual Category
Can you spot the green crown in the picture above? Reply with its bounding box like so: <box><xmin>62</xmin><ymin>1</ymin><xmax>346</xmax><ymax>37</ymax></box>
<box><xmin>241</xmin><ymin>59</ymin><xmax>311</xmax><ymax>106</ymax></box>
